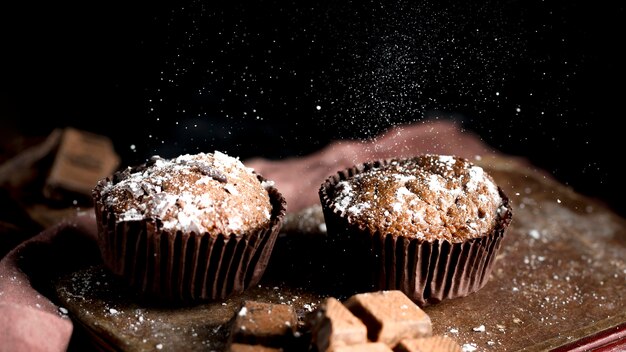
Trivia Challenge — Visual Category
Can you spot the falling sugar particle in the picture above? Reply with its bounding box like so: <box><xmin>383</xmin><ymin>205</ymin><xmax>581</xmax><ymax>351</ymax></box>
<box><xmin>156</xmin><ymin>344</ymin><xmax>163</xmax><ymax>350</ymax></box>
<box><xmin>557</xmin><ymin>199</ymin><xmax>562</xmax><ymax>203</ymax></box>
<box><xmin>130</xmin><ymin>144</ymin><xmax>136</xmax><ymax>151</ymax></box>
<box><xmin>109</xmin><ymin>308</ymin><xmax>118</xmax><ymax>314</ymax></box>
<box><xmin>450</xmin><ymin>328</ymin><xmax>459</xmax><ymax>334</ymax></box>
<box><xmin>58</xmin><ymin>307</ymin><xmax>69</xmax><ymax>315</ymax></box>
<box><xmin>316</xmin><ymin>105</ymin><xmax>322</xmax><ymax>110</ymax></box>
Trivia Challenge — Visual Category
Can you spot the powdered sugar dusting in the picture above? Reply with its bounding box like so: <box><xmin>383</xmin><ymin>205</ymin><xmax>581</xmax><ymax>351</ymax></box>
<box><xmin>347</xmin><ymin>202</ymin><xmax>371</xmax><ymax>216</ymax></box>
<box><xmin>467</xmin><ymin>165</ymin><xmax>500</xmax><ymax>201</ymax></box>
<box><xmin>329</xmin><ymin>154</ymin><xmax>507</xmax><ymax>242</ymax></box>
<box><xmin>438</xmin><ymin>155</ymin><xmax>457</xmax><ymax>166</ymax></box>
<box><xmin>466</xmin><ymin>166</ymin><xmax>484</xmax><ymax>192</ymax></box>
<box><xmin>332</xmin><ymin>181</ymin><xmax>355</xmax><ymax>214</ymax></box>
<box><xmin>97</xmin><ymin>151</ymin><xmax>273</xmax><ymax>235</ymax></box>
<box><xmin>428</xmin><ymin>174</ymin><xmax>447</xmax><ymax>193</ymax></box>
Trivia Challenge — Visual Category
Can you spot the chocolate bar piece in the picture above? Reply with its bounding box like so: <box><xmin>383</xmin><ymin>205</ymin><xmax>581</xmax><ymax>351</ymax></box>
<box><xmin>307</xmin><ymin>297</ymin><xmax>368</xmax><ymax>352</ymax></box>
<box><xmin>395</xmin><ymin>336</ymin><xmax>462</xmax><ymax>352</ymax></box>
<box><xmin>44</xmin><ymin>127</ymin><xmax>119</xmax><ymax>203</ymax></box>
<box><xmin>344</xmin><ymin>290</ymin><xmax>432</xmax><ymax>346</ymax></box>
<box><xmin>228</xmin><ymin>301</ymin><xmax>297</xmax><ymax>348</ymax></box>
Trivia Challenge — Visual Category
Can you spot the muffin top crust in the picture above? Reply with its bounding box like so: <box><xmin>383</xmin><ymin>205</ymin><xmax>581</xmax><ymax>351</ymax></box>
<box><xmin>326</xmin><ymin>154</ymin><xmax>509</xmax><ymax>242</ymax></box>
<box><xmin>94</xmin><ymin>151</ymin><xmax>273</xmax><ymax>236</ymax></box>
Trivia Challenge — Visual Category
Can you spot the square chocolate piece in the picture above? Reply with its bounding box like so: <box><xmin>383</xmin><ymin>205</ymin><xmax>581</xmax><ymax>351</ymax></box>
<box><xmin>228</xmin><ymin>300</ymin><xmax>297</xmax><ymax>348</ymax></box>
<box><xmin>344</xmin><ymin>290</ymin><xmax>432</xmax><ymax>346</ymax></box>
<box><xmin>307</xmin><ymin>297</ymin><xmax>368</xmax><ymax>352</ymax></box>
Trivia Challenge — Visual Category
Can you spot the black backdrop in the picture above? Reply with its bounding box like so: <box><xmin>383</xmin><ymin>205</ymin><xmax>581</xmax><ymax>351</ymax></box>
<box><xmin>1</xmin><ymin>1</ymin><xmax>624</xmax><ymax>217</ymax></box>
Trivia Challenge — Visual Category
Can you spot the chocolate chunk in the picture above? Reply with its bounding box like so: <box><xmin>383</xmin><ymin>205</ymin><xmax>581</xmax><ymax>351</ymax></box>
<box><xmin>332</xmin><ymin>342</ymin><xmax>393</xmax><ymax>352</ymax></box>
<box><xmin>112</xmin><ymin>168</ymin><xmax>132</xmax><ymax>184</ymax></box>
<box><xmin>344</xmin><ymin>290</ymin><xmax>432</xmax><ymax>347</ymax></box>
<box><xmin>394</xmin><ymin>336</ymin><xmax>462</xmax><ymax>352</ymax></box>
<box><xmin>44</xmin><ymin>127</ymin><xmax>120</xmax><ymax>202</ymax></box>
<box><xmin>306</xmin><ymin>297</ymin><xmax>368</xmax><ymax>352</ymax></box>
<box><xmin>195</xmin><ymin>164</ymin><xmax>227</xmax><ymax>183</ymax></box>
<box><xmin>228</xmin><ymin>301</ymin><xmax>297</xmax><ymax>348</ymax></box>
<box><xmin>184</xmin><ymin>160</ymin><xmax>228</xmax><ymax>183</ymax></box>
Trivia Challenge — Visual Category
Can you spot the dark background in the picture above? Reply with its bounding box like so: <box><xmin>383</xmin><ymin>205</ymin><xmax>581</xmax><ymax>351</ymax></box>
<box><xmin>1</xmin><ymin>1</ymin><xmax>624</xmax><ymax>217</ymax></box>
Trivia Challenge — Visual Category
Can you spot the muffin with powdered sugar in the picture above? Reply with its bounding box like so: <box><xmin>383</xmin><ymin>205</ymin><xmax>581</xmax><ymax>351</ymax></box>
<box><xmin>319</xmin><ymin>154</ymin><xmax>512</xmax><ymax>306</ymax></box>
<box><xmin>93</xmin><ymin>151</ymin><xmax>286</xmax><ymax>302</ymax></box>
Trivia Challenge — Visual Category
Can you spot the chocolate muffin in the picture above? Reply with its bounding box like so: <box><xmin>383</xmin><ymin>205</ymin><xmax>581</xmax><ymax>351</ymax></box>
<box><xmin>92</xmin><ymin>151</ymin><xmax>286</xmax><ymax>302</ymax></box>
<box><xmin>319</xmin><ymin>154</ymin><xmax>512</xmax><ymax>306</ymax></box>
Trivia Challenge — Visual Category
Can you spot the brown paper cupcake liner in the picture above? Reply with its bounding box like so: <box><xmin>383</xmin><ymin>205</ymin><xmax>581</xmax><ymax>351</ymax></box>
<box><xmin>94</xmin><ymin>175</ymin><xmax>286</xmax><ymax>302</ymax></box>
<box><xmin>319</xmin><ymin>159</ymin><xmax>513</xmax><ymax>306</ymax></box>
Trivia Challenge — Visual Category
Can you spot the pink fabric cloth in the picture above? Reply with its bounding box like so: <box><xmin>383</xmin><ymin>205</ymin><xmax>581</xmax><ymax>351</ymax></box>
<box><xmin>0</xmin><ymin>120</ymin><xmax>501</xmax><ymax>351</ymax></box>
<box><xmin>0</xmin><ymin>213</ymin><xmax>97</xmax><ymax>352</ymax></box>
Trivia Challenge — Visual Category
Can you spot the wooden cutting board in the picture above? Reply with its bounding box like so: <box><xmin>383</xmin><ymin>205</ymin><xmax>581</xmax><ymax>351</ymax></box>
<box><xmin>52</xmin><ymin>156</ymin><xmax>626</xmax><ymax>351</ymax></box>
